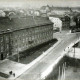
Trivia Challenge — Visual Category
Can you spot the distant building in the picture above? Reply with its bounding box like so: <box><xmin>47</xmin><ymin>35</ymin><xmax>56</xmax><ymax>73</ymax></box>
<box><xmin>49</xmin><ymin>17</ymin><xmax>62</xmax><ymax>32</ymax></box>
<box><xmin>34</xmin><ymin>10</ymin><xmax>40</xmax><ymax>16</ymax></box>
<box><xmin>49</xmin><ymin>15</ymin><xmax>70</xmax><ymax>31</ymax></box>
<box><xmin>40</xmin><ymin>5</ymin><xmax>51</xmax><ymax>13</ymax></box>
<box><xmin>70</xmin><ymin>16</ymin><xmax>76</xmax><ymax>28</ymax></box>
<box><xmin>26</xmin><ymin>9</ymin><xmax>40</xmax><ymax>16</ymax></box>
<box><xmin>48</xmin><ymin>7</ymin><xmax>70</xmax><ymax>16</ymax></box>
<box><xmin>27</xmin><ymin>9</ymin><xmax>34</xmax><ymax>16</ymax></box>
<box><xmin>40</xmin><ymin>5</ymin><xmax>51</xmax><ymax>17</ymax></box>
<box><xmin>0</xmin><ymin>10</ymin><xmax>6</xmax><ymax>17</ymax></box>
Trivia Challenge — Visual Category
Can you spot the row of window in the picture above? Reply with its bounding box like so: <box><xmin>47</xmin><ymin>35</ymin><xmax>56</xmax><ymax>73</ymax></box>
<box><xmin>12</xmin><ymin>30</ymin><xmax>52</xmax><ymax>45</ymax></box>
<box><xmin>13</xmin><ymin>34</ymin><xmax>53</xmax><ymax>53</ymax></box>
<box><xmin>12</xmin><ymin>30</ymin><xmax>53</xmax><ymax>53</ymax></box>
<box><xmin>12</xmin><ymin>25</ymin><xmax>52</xmax><ymax>37</ymax></box>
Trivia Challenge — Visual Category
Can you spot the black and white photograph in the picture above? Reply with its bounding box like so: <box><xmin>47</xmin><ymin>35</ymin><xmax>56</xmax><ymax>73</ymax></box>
<box><xmin>0</xmin><ymin>0</ymin><xmax>80</xmax><ymax>80</ymax></box>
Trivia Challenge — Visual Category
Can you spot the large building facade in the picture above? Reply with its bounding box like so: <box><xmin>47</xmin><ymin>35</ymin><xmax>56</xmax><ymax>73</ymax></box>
<box><xmin>61</xmin><ymin>16</ymin><xmax>70</xmax><ymax>30</ymax></box>
<box><xmin>0</xmin><ymin>16</ymin><xmax>53</xmax><ymax>60</ymax></box>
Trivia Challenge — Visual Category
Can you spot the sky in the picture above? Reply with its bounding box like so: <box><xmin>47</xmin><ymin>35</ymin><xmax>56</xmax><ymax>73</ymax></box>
<box><xmin>0</xmin><ymin>0</ymin><xmax>80</xmax><ymax>8</ymax></box>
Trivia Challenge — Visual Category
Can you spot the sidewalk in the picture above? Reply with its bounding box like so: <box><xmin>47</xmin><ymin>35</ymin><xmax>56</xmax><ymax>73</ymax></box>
<box><xmin>0</xmin><ymin>59</ymin><xmax>27</xmax><ymax>80</ymax></box>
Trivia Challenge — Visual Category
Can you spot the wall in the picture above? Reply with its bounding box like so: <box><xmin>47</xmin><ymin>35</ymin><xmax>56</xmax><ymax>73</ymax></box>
<box><xmin>0</xmin><ymin>32</ymin><xmax>12</xmax><ymax>60</ymax></box>
<box><xmin>11</xmin><ymin>24</ymin><xmax>53</xmax><ymax>56</ymax></box>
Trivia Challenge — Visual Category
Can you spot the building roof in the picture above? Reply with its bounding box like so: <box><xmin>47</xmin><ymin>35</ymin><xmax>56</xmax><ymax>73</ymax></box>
<box><xmin>51</xmin><ymin>7</ymin><xmax>70</xmax><ymax>11</ymax></box>
<box><xmin>0</xmin><ymin>16</ymin><xmax>52</xmax><ymax>33</ymax></box>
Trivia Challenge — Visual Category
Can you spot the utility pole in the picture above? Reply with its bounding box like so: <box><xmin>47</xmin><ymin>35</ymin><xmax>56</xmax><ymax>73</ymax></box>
<box><xmin>17</xmin><ymin>41</ymin><xmax>19</xmax><ymax>62</ymax></box>
<box><xmin>73</xmin><ymin>43</ymin><xmax>77</xmax><ymax>72</ymax></box>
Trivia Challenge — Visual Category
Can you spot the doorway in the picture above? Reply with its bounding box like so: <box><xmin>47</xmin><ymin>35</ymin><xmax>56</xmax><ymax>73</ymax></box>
<box><xmin>1</xmin><ymin>53</ymin><xmax>3</xmax><ymax>60</ymax></box>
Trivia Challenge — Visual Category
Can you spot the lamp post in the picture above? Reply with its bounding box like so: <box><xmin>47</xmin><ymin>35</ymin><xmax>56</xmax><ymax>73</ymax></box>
<box><xmin>68</xmin><ymin>47</ymin><xmax>69</xmax><ymax>53</ymax></box>
<box><xmin>18</xmin><ymin>51</ymin><xmax>19</xmax><ymax>62</ymax></box>
<box><xmin>61</xmin><ymin>63</ymin><xmax>65</xmax><ymax>80</ymax></box>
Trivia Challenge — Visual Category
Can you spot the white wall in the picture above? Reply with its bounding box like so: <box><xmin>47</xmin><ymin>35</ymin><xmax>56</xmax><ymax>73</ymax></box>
<box><xmin>49</xmin><ymin>17</ymin><xmax>62</xmax><ymax>32</ymax></box>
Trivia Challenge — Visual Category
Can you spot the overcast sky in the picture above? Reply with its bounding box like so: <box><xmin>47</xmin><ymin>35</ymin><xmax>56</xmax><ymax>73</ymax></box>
<box><xmin>0</xmin><ymin>0</ymin><xmax>80</xmax><ymax>8</ymax></box>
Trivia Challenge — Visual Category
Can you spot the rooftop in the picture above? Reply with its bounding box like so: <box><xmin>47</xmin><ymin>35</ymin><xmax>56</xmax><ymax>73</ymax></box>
<box><xmin>0</xmin><ymin>16</ymin><xmax>52</xmax><ymax>34</ymax></box>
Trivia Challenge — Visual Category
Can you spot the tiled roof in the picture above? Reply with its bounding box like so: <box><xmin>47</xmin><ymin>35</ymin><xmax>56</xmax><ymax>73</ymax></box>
<box><xmin>0</xmin><ymin>16</ymin><xmax>52</xmax><ymax>33</ymax></box>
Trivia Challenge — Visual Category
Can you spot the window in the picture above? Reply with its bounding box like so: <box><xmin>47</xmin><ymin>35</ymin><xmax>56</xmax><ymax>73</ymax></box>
<box><xmin>23</xmin><ymin>33</ymin><xmax>25</xmax><ymax>37</ymax></box>
<box><xmin>6</xmin><ymin>36</ymin><xmax>8</xmax><ymax>41</ymax></box>
<box><xmin>32</xmin><ymin>36</ymin><xmax>35</xmax><ymax>40</ymax></box>
<box><xmin>6</xmin><ymin>44</ymin><xmax>9</xmax><ymax>50</ymax></box>
<box><xmin>0</xmin><ymin>37</ymin><xmax>3</xmax><ymax>42</ymax></box>
<box><xmin>1</xmin><ymin>46</ymin><xmax>4</xmax><ymax>52</ymax></box>
<box><xmin>15</xmin><ymin>35</ymin><xmax>17</xmax><ymax>39</ymax></box>
<box><xmin>26</xmin><ymin>37</ymin><xmax>28</xmax><ymax>41</ymax></box>
<box><xmin>23</xmin><ymin>39</ymin><xmax>25</xmax><ymax>43</ymax></box>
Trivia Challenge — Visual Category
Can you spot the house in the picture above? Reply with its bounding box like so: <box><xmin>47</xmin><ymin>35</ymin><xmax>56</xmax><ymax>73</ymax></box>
<box><xmin>0</xmin><ymin>10</ymin><xmax>6</xmax><ymax>17</ymax></box>
<box><xmin>49</xmin><ymin>16</ymin><xmax>62</xmax><ymax>32</ymax></box>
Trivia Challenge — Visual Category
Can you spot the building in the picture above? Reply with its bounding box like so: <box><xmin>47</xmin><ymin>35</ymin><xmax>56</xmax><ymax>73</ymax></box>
<box><xmin>50</xmin><ymin>7</ymin><xmax>71</xmax><ymax>16</ymax></box>
<box><xmin>61</xmin><ymin>16</ymin><xmax>70</xmax><ymax>30</ymax></box>
<box><xmin>40</xmin><ymin>5</ymin><xmax>51</xmax><ymax>17</ymax></box>
<box><xmin>0</xmin><ymin>16</ymin><xmax>53</xmax><ymax>60</ymax></box>
<box><xmin>0</xmin><ymin>10</ymin><xmax>6</xmax><ymax>17</ymax></box>
<box><xmin>49</xmin><ymin>17</ymin><xmax>62</xmax><ymax>32</ymax></box>
<box><xmin>49</xmin><ymin>15</ymin><xmax>70</xmax><ymax>32</ymax></box>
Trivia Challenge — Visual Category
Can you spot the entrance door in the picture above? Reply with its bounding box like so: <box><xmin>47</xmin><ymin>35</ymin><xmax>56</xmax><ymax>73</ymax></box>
<box><xmin>1</xmin><ymin>53</ymin><xmax>3</xmax><ymax>60</ymax></box>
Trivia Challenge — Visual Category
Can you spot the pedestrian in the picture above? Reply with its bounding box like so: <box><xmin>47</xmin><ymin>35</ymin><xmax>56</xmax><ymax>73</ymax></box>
<box><xmin>13</xmin><ymin>73</ymin><xmax>15</xmax><ymax>77</ymax></box>
<box><xmin>9</xmin><ymin>71</ymin><xmax>13</xmax><ymax>75</ymax></box>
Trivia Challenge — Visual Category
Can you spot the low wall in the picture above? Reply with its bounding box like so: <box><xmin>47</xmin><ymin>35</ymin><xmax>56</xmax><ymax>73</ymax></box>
<box><xmin>45</xmin><ymin>56</ymin><xmax>66</xmax><ymax>80</ymax></box>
